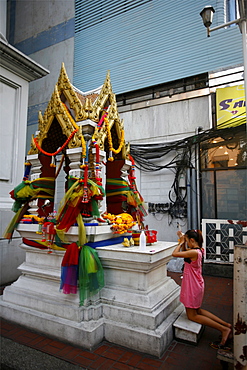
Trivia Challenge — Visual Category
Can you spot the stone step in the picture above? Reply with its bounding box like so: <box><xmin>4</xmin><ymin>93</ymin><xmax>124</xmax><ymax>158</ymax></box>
<box><xmin>173</xmin><ymin>310</ymin><xmax>204</xmax><ymax>344</ymax></box>
<box><xmin>217</xmin><ymin>349</ymin><xmax>234</xmax><ymax>364</ymax></box>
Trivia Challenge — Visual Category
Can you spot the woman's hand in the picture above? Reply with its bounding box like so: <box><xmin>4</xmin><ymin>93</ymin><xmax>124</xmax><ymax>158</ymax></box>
<box><xmin>177</xmin><ymin>230</ymin><xmax>185</xmax><ymax>244</ymax></box>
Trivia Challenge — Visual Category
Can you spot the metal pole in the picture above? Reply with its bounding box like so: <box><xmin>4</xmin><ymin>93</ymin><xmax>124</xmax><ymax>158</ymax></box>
<box><xmin>241</xmin><ymin>20</ymin><xmax>247</xmax><ymax>124</ymax></box>
<box><xmin>233</xmin><ymin>244</ymin><xmax>247</xmax><ymax>368</ymax></box>
<box><xmin>209</xmin><ymin>18</ymin><xmax>241</xmax><ymax>33</ymax></box>
<box><xmin>195</xmin><ymin>127</ymin><xmax>202</xmax><ymax>229</ymax></box>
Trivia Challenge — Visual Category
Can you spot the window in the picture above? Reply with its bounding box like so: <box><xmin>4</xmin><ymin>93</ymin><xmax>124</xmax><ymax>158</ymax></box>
<box><xmin>200</xmin><ymin>128</ymin><xmax>247</xmax><ymax>220</ymax></box>
<box><xmin>227</xmin><ymin>0</ymin><xmax>239</xmax><ymax>22</ymax></box>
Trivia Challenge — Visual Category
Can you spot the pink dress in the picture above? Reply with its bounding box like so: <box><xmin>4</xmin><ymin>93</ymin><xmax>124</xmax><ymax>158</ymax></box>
<box><xmin>180</xmin><ymin>249</ymin><xmax>204</xmax><ymax>309</ymax></box>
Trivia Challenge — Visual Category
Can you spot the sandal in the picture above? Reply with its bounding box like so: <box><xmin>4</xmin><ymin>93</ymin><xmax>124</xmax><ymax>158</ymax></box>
<box><xmin>210</xmin><ymin>341</ymin><xmax>232</xmax><ymax>351</ymax></box>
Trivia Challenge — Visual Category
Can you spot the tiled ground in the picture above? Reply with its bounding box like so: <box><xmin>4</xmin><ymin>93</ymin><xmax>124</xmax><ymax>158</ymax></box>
<box><xmin>0</xmin><ymin>272</ymin><xmax>234</xmax><ymax>369</ymax></box>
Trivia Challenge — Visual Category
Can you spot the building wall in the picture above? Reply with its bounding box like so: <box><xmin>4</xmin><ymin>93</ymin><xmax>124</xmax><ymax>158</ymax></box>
<box><xmin>6</xmin><ymin>0</ymin><xmax>245</xmax><ymax>246</ymax></box>
<box><xmin>0</xmin><ymin>66</ymin><xmax>29</xmax><ymax>285</ymax></box>
<box><xmin>1</xmin><ymin>0</ymin><xmax>49</xmax><ymax>284</ymax></box>
<box><xmin>119</xmin><ymin>92</ymin><xmax>211</xmax><ymax>241</ymax></box>
<box><xmin>8</xmin><ymin>0</ymin><xmax>75</xmax><ymax>153</ymax></box>
<box><xmin>74</xmin><ymin>0</ymin><xmax>243</xmax><ymax>94</ymax></box>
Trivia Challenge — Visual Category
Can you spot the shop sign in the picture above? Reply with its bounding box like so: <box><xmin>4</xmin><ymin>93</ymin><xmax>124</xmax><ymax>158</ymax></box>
<box><xmin>216</xmin><ymin>84</ymin><xmax>246</xmax><ymax>127</ymax></box>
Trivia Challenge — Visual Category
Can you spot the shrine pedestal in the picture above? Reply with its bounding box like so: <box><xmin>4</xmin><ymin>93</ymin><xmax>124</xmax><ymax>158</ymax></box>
<box><xmin>0</xmin><ymin>240</ymin><xmax>183</xmax><ymax>357</ymax></box>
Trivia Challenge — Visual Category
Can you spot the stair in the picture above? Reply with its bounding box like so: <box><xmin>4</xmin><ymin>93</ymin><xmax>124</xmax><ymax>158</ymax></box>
<box><xmin>173</xmin><ymin>310</ymin><xmax>204</xmax><ymax>344</ymax></box>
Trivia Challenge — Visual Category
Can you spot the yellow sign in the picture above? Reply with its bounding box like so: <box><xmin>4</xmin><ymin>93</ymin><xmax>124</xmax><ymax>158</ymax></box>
<box><xmin>216</xmin><ymin>84</ymin><xmax>246</xmax><ymax>128</ymax></box>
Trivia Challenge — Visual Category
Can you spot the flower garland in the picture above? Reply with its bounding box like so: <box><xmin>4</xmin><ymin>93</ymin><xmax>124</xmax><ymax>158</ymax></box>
<box><xmin>92</xmin><ymin>140</ymin><xmax>102</xmax><ymax>186</ymax></box>
<box><xmin>104</xmin><ymin>116</ymin><xmax>125</xmax><ymax>161</ymax></box>
<box><xmin>97</xmin><ymin>112</ymin><xmax>108</xmax><ymax>128</ymax></box>
<box><xmin>62</xmin><ymin>103</ymin><xmax>79</xmax><ymax>131</ymax></box>
<box><xmin>62</xmin><ymin>103</ymin><xmax>86</xmax><ymax>160</ymax></box>
<box><xmin>128</xmin><ymin>154</ymin><xmax>138</xmax><ymax>194</ymax></box>
<box><xmin>33</xmin><ymin>129</ymin><xmax>78</xmax><ymax>156</ymax></box>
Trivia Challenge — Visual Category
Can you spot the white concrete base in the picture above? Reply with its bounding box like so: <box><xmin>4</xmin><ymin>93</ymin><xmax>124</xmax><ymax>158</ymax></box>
<box><xmin>0</xmin><ymin>236</ymin><xmax>25</xmax><ymax>285</ymax></box>
<box><xmin>173</xmin><ymin>310</ymin><xmax>204</xmax><ymax>344</ymax></box>
<box><xmin>16</xmin><ymin>223</ymin><xmax>122</xmax><ymax>243</ymax></box>
<box><xmin>0</xmin><ymin>239</ymin><xmax>183</xmax><ymax>357</ymax></box>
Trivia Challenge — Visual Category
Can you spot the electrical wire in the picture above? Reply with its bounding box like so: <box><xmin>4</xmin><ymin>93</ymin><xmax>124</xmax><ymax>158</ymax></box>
<box><xmin>130</xmin><ymin>118</ymin><xmax>246</xmax><ymax>219</ymax></box>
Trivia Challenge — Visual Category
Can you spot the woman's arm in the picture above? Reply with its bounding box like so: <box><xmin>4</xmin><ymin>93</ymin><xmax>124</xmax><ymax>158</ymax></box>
<box><xmin>176</xmin><ymin>231</ymin><xmax>187</xmax><ymax>251</ymax></box>
<box><xmin>172</xmin><ymin>244</ymin><xmax>198</xmax><ymax>259</ymax></box>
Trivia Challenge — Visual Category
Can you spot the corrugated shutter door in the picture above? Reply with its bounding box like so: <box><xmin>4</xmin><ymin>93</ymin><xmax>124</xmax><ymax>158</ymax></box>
<box><xmin>74</xmin><ymin>0</ymin><xmax>243</xmax><ymax>94</ymax></box>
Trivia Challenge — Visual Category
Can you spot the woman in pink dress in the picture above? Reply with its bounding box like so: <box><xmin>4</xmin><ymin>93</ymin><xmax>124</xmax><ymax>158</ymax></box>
<box><xmin>172</xmin><ymin>229</ymin><xmax>232</xmax><ymax>349</ymax></box>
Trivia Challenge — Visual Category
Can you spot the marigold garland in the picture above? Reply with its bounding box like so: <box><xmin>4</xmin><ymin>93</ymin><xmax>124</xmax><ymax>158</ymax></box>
<box><xmin>92</xmin><ymin>140</ymin><xmax>102</xmax><ymax>186</ymax></box>
<box><xmin>62</xmin><ymin>103</ymin><xmax>79</xmax><ymax>131</ymax></box>
<box><xmin>62</xmin><ymin>103</ymin><xmax>86</xmax><ymax>159</ymax></box>
<box><xmin>104</xmin><ymin>116</ymin><xmax>125</xmax><ymax>157</ymax></box>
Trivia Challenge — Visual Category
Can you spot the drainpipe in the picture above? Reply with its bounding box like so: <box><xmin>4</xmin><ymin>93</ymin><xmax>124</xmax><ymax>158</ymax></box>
<box><xmin>186</xmin><ymin>168</ymin><xmax>191</xmax><ymax>230</ymax></box>
<box><xmin>195</xmin><ymin>127</ymin><xmax>203</xmax><ymax>229</ymax></box>
<box><xmin>191</xmin><ymin>168</ymin><xmax>198</xmax><ymax>230</ymax></box>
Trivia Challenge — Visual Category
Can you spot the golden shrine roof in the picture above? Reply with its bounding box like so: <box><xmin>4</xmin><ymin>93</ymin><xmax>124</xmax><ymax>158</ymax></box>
<box><xmin>28</xmin><ymin>63</ymin><xmax>128</xmax><ymax>158</ymax></box>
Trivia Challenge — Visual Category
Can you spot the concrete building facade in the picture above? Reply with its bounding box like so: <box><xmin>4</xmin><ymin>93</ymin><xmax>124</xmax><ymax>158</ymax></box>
<box><xmin>2</xmin><ymin>0</ymin><xmax>246</xmax><ymax>283</ymax></box>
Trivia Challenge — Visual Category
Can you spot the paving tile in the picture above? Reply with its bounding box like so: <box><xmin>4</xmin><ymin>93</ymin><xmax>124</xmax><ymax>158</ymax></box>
<box><xmin>136</xmin><ymin>362</ymin><xmax>157</xmax><ymax>370</ymax></box>
<box><xmin>3</xmin><ymin>326</ymin><xmax>23</xmax><ymax>338</ymax></box>
<box><xmin>98</xmin><ymin>358</ymin><xmax>115</xmax><ymax>369</ymax></box>
<box><xmin>78</xmin><ymin>350</ymin><xmax>99</xmax><ymax>361</ymax></box>
<box><xmin>0</xmin><ymin>328</ymin><xmax>9</xmax><ymax>336</ymax></box>
<box><xmin>73</xmin><ymin>355</ymin><xmax>94</xmax><ymax>367</ymax></box>
<box><xmin>166</xmin><ymin>341</ymin><xmax>176</xmax><ymax>352</ymax></box>
<box><xmin>0</xmin><ymin>320</ymin><xmax>15</xmax><ymax>331</ymax></box>
<box><xmin>48</xmin><ymin>339</ymin><xmax>68</xmax><ymax>349</ymax></box>
<box><xmin>94</xmin><ymin>343</ymin><xmax>111</xmax><ymax>355</ymax></box>
<box><xmin>162</xmin><ymin>355</ymin><xmax>181</xmax><ymax>366</ymax></box>
<box><xmin>139</xmin><ymin>357</ymin><xmax>162</xmax><ymax>367</ymax></box>
<box><xmin>102</xmin><ymin>349</ymin><xmax>122</xmax><ymax>361</ymax></box>
<box><xmin>166</xmin><ymin>351</ymin><xmax>184</xmax><ymax>361</ymax></box>
<box><xmin>40</xmin><ymin>344</ymin><xmax>64</xmax><ymax>356</ymax></box>
<box><xmin>14</xmin><ymin>335</ymin><xmax>34</xmax><ymax>345</ymax></box>
<box><xmin>108</xmin><ymin>347</ymin><xmax>127</xmax><ymax>356</ymax></box>
<box><xmin>31</xmin><ymin>337</ymin><xmax>53</xmax><ymax>348</ymax></box>
<box><xmin>127</xmin><ymin>354</ymin><xmax>142</xmax><ymax>367</ymax></box>
<box><xmin>111</xmin><ymin>362</ymin><xmax>135</xmax><ymax>370</ymax></box>
<box><xmin>162</xmin><ymin>365</ymin><xmax>180</xmax><ymax>370</ymax></box>
<box><xmin>62</xmin><ymin>347</ymin><xmax>84</xmax><ymax>360</ymax></box>
<box><xmin>26</xmin><ymin>335</ymin><xmax>48</xmax><ymax>348</ymax></box>
<box><xmin>88</xmin><ymin>356</ymin><xmax>108</xmax><ymax>369</ymax></box>
<box><xmin>118</xmin><ymin>351</ymin><xmax>135</xmax><ymax>364</ymax></box>
<box><xmin>55</xmin><ymin>344</ymin><xmax>75</xmax><ymax>357</ymax></box>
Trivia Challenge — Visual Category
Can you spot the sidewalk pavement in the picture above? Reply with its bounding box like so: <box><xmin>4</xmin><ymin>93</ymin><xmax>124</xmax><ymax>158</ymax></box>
<box><xmin>0</xmin><ymin>272</ymin><xmax>234</xmax><ymax>370</ymax></box>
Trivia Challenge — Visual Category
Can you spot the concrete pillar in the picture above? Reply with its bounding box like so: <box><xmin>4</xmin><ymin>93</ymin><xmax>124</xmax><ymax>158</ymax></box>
<box><xmin>92</xmin><ymin>148</ymin><xmax>106</xmax><ymax>214</ymax></box>
<box><xmin>66</xmin><ymin>147</ymin><xmax>83</xmax><ymax>178</ymax></box>
<box><xmin>233</xmin><ymin>244</ymin><xmax>247</xmax><ymax>368</ymax></box>
<box><xmin>26</xmin><ymin>154</ymin><xmax>42</xmax><ymax>214</ymax></box>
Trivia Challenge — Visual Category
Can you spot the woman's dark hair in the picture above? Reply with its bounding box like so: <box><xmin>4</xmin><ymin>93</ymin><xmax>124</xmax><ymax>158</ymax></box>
<box><xmin>185</xmin><ymin>229</ymin><xmax>203</xmax><ymax>248</ymax></box>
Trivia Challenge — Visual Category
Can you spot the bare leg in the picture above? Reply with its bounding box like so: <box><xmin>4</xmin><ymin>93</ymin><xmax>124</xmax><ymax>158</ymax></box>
<box><xmin>197</xmin><ymin>308</ymin><xmax>231</xmax><ymax>328</ymax></box>
<box><xmin>186</xmin><ymin>308</ymin><xmax>231</xmax><ymax>345</ymax></box>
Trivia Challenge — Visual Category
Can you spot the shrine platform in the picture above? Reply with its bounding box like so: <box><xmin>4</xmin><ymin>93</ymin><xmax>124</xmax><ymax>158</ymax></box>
<box><xmin>0</xmin><ymin>273</ymin><xmax>233</xmax><ymax>369</ymax></box>
<box><xmin>0</xmin><ymin>239</ymin><xmax>183</xmax><ymax>358</ymax></box>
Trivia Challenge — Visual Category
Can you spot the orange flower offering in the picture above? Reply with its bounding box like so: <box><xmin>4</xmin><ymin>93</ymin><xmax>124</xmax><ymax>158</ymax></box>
<box><xmin>102</xmin><ymin>213</ymin><xmax>136</xmax><ymax>234</ymax></box>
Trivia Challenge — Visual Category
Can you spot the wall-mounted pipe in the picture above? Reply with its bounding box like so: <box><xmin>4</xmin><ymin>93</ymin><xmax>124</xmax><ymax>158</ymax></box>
<box><xmin>191</xmin><ymin>168</ymin><xmax>198</xmax><ymax>230</ymax></box>
<box><xmin>195</xmin><ymin>126</ymin><xmax>203</xmax><ymax>229</ymax></box>
<box><xmin>186</xmin><ymin>168</ymin><xmax>191</xmax><ymax>230</ymax></box>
